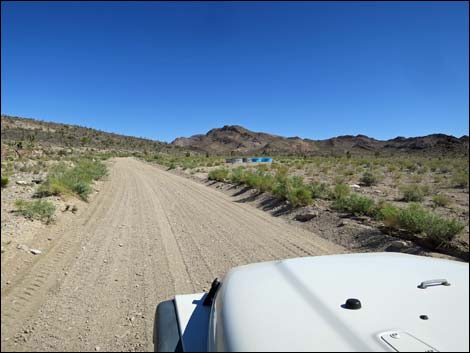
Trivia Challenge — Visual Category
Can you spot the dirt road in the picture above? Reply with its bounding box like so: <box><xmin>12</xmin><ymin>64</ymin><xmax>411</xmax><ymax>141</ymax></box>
<box><xmin>1</xmin><ymin>158</ymin><xmax>343</xmax><ymax>352</ymax></box>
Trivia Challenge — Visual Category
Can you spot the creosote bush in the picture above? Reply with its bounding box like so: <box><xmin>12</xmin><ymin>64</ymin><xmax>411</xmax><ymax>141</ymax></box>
<box><xmin>451</xmin><ymin>171</ymin><xmax>469</xmax><ymax>189</ymax></box>
<box><xmin>38</xmin><ymin>159</ymin><xmax>107</xmax><ymax>201</ymax></box>
<box><xmin>14</xmin><ymin>199</ymin><xmax>56</xmax><ymax>224</ymax></box>
<box><xmin>309</xmin><ymin>182</ymin><xmax>330</xmax><ymax>200</ymax></box>
<box><xmin>208</xmin><ymin>168</ymin><xmax>230</xmax><ymax>182</ymax></box>
<box><xmin>379</xmin><ymin>204</ymin><xmax>400</xmax><ymax>229</ymax></box>
<box><xmin>333</xmin><ymin>193</ymin><xmax>377</xmax><ymax>217</ymax></box>
<box><xmin>333</xmin><ymin>184</ymin><xmax>350</xmax><ymax>200</ymax></box>
<box><xmin>379</xmin><ymin>203</ymin><xmax>464</xmax><ymax>246</ymax></box>
<box><xmin>228</xmin><ymin>168</ymin><xmax>314</xmax><ymax>207</ymax></box>
<box><xmin>399</xmin><ymin>203</ymin><xmax>464</xmax><ymax>245</ymax></box>
<box><xmin>229</xmin><ymin>167</ymin><xmax>246</xmax><ymax>184</ymax></box>
<box><xmin>248</xmin><ymin>172</ymin><xmax>275</xmax><ymax>193</ymax></box>
<box><xmin>432</xmin><ymin>194</ymin><xmax>450</xmax><ymax>208</ymax></box>
<box><xmin>287</xmin><ymin>187</ymin><xmax>312</xmax><ymax>207</ymax></box>
<box><xmin>400</xmin><ymin>184</ymin><xmax>430</xmax><ymax>202</ymax></box>
<box><xmin>360</xmin><ymin>170</ymin><xmax>378</xmax><ymax>186</ymax></box>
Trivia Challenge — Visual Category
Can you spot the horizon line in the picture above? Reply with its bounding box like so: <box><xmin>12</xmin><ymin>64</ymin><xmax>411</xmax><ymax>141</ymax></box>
<box><xmin>1</xmin><ymin>112</ymin><xmax>469</xmax><ymax>144</ymax></box>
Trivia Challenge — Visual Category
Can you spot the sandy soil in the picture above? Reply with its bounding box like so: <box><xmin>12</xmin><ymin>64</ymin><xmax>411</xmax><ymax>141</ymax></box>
<box><xmin>1</xmin><ymin>158</ymin><xmax>343</xmax><ymax>352</ymax></box>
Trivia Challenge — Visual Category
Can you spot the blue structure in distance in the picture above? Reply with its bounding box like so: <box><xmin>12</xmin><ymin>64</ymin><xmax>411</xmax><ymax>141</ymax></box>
<box><xmin>227</xmin><ymin>157</ymin><xmax>273</xmax><ymax>163</ymax></box>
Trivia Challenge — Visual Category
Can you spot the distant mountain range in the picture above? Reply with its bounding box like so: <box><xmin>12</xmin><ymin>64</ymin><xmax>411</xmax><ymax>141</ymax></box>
<box><xmin>1</xmin><ymin>115</ymin><xmax>468</xmax><ymax>157</ymax></box>
<box><xmin>172</xmin><ymin>125</ymin><xmax>469</xmax><ymax>156</ymax></box>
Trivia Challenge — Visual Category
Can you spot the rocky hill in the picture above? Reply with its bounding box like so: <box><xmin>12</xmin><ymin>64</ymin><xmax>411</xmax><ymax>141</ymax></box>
<box><xmin>172</xmin><ymin>125</ymin><xmax>314</xmax><ymax>155</ymax></box>
<box><xmin>1</xmin><ymin>115</ymin><xmax>178</xmax><ymax>154</ymax></box>
<box><xmin>172</xmin><ymin>125</ymin><xmax>469</xmax><ymax>156</ymax></box>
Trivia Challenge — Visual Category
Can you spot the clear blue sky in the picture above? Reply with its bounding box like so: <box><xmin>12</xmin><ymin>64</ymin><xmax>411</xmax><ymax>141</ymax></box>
<box><xmin>2</xmin><ymin>1</ymin><xmax>469</xmax><ymax>142</ymax></box>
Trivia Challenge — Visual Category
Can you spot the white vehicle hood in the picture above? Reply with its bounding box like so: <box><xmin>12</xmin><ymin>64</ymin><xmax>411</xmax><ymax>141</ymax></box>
<box><xmin>208</xmin><ymin>253</ymin><xmax>469</xmax><ymax>352</ymax></box>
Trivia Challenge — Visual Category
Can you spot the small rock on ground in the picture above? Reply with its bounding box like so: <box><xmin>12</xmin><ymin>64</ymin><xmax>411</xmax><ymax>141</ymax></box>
<box><xmin>17</xmin><ymin>244</ymin><xmax>30</xmax><ymax>252</ymax></box>
<box><xmin>294</xmin><ymin>212</ymin><xmax>318</xmax><ymax>222</ymax></box>
<box><xmin>385</xmin><ymin>240</ymin><xmax>411</xmax><ymax>252</ymax></box>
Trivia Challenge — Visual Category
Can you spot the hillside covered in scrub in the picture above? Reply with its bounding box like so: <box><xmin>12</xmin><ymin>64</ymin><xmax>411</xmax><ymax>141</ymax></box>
<box><xmin>1</xmin><ymin>115</ymin><xmax>179</xmax><ymax>154</ymax></box>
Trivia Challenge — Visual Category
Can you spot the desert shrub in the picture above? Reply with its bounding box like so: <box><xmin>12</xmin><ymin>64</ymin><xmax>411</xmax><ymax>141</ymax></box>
<box><xmin>287</xmin><ymin>186</ymin><xmax>313</xmax><ymax>207</ymax></box>
<box><xmin>396</xmin><ymin>203</ymin><xmax>429</xmax><ymax>234</ymax></box>
<box><xmin>285</xmin><ymin>177</ymin><xmax>311</xmax><ymax>206</ymax></box>
<box><xmin>272</xmin><ymin>173</ymin><xmax>289</xmax><ymax>200</ymax></box>
<box><xmin>38</xmin><ymin>159</ymin><xmax>107</xmax><ymax>201</ymax></box>
<box><xmin>332</xmin><ymin>183</ymin><xmax>350</xmax><ymax>200</ymax></box>
<box><xmin>420</xmin><ymin>184</ymin><xmax>431</xmax><ymax>195</ymax></box>
<box><xmin>257</xmin><ymin>173</ymin><xmax>275</xmax><ymax>193</ymax></box>
<box><xmin>229</xmin><ymin>167</ymin><xmax>246</xmax><ymax>184</ymax></box>
<box><xmin>208</xmin><ymin>168</ymin><xmax>229</xmax><ymax>182</ymax></box>
<box><xmin>347</xmin><ymin>194</ymin><xmax>376</xmax><ymax>216</ymax></box>
<box><xmin>72</xmin><ymin>181</ymin><xmax>93</xmax><ymax>200</ymax></box>
<box><xmin>400</xmin><ymin>184</ymin><xmax>430</xmax><ymax>202</ymax></box>
<box><xmin>245</xmin><ymin>171</ymin><xmax>275</xmax><ymax>192</ymax></box>
<box><xmin>428</xmin><ymin>159</ymin><xmax>439</xmax><ymax>173</ymax></box>
<box><xmin>243</xmin><ymin>171</ymin><xmax>257</xmax><ymax>188</ymax></box>
<box><xmin>344</xmin><ymin>167</ymin><xmax>355</xmax><ymax>176</ymax></box>
<box><xmin>411</xmin><ymin>174</ymin><xmax>423</xmax><ymax>183</ymax></box>
<box><xmin>1</xmin><ymin>176</ymin><xmax>9</xmax><ymax>188</ymax></box>
<box><xmin>73</xmin><ymin>159</ymin><xmax>107</xmax><ymax>181</ymax></box>
<box><xmin>286</xmin><ymin>176</ymin><xmax>305</xmax><ymax>195</ymax></box>
<box><xmin>401</xmin><ymin>184</ymin><xmax>423</xmax><ymax>202</ymax></box>
<box><xmin>360</xmin><ymin>170</ymin><xmax>378</xmax><ymax>186</ymax></box>
<box><xmin>333</xmin><ymin>193</ymin><xmax>376</xmax><ymax>217</ymax></box>
<box><xmin>451</xmin><ymin>171</ymin><xmax>469</xmax><ymax>189</ymax></box>
<box><xmin>433</xmin><ymin>175</ymin><xmax>444</xmax><ymax>185</ymax></box>
<box><xmin>417</xmin><ymin>166</ymin><xmax>429</xmax><ymax>175</ymax></box>
<box><xmin>379</xmin><ymin>204</ymin><xmax>400</xmax><ymax>228</ymax></box>
<box><xmin>308</xmin><ymin>182</ymin><xmax>330</xmax><ymax>199</ymax></box>
<box><xmin>271</xmin><ymin>174</ymin><xmax>313</xmax><ymax>206</ymax></box>
<box><xmin>334</xmin><ymin>175</ymin><xmax>347</xmax><ymax>185</ymax></box>
<box><xmin>398</xmin><ymin>203</ymin><xmax>464</xmax><ymax>245</ymax></box>
<box><xmin>274</xmin><ymin>166</ymin><xmax>288</xmax><ymax>179</ymax></box>
<box><xmin>424</xmin><ymin>217</ymin><xmax>465</xmax><ymax>245</ymax></box>
<box><xmin>14</xmin><ymin>199</ymin><xmax>56</xmax><ymax>224</ymax></box>
<box><xmin>406</xmin><ymin>162</ymin><xmax>418</xmax><ymax>172</ymax></box>
<box><xmin>38</xmin><ymin>172</ymin><xmax>69</xmax><ymax>196</ymax></box>
<box><xmin>432</xmin><ymin>194</ymin><xmax>451</xmax><ymax>208</ymax></box>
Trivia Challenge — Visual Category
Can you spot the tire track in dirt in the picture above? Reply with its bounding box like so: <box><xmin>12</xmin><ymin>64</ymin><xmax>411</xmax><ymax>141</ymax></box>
<box><xmin>0</xmin><ymin>164</ymin><xmax>124</xmax><ymax>343</ymax></box>
<box><xmin>144</xmin><ymin>167</ymin><xmax>297</xmax><ymax>260</ymax></box>
<box><xmin>1</xmin><ymin>158</ymin><xmax>343</xmax><ymax>352</ymax></box>
<box><xmin>145</xmin><ymin>162</ymin><xmax>337</xmax><ymax>258</ymax></box>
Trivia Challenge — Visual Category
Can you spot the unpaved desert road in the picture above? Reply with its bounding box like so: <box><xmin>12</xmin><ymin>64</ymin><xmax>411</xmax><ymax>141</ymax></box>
<box><xmin>1</xmin><ymin>158</ymin><xmax>343</xmax><ymax>352</ymax></box>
